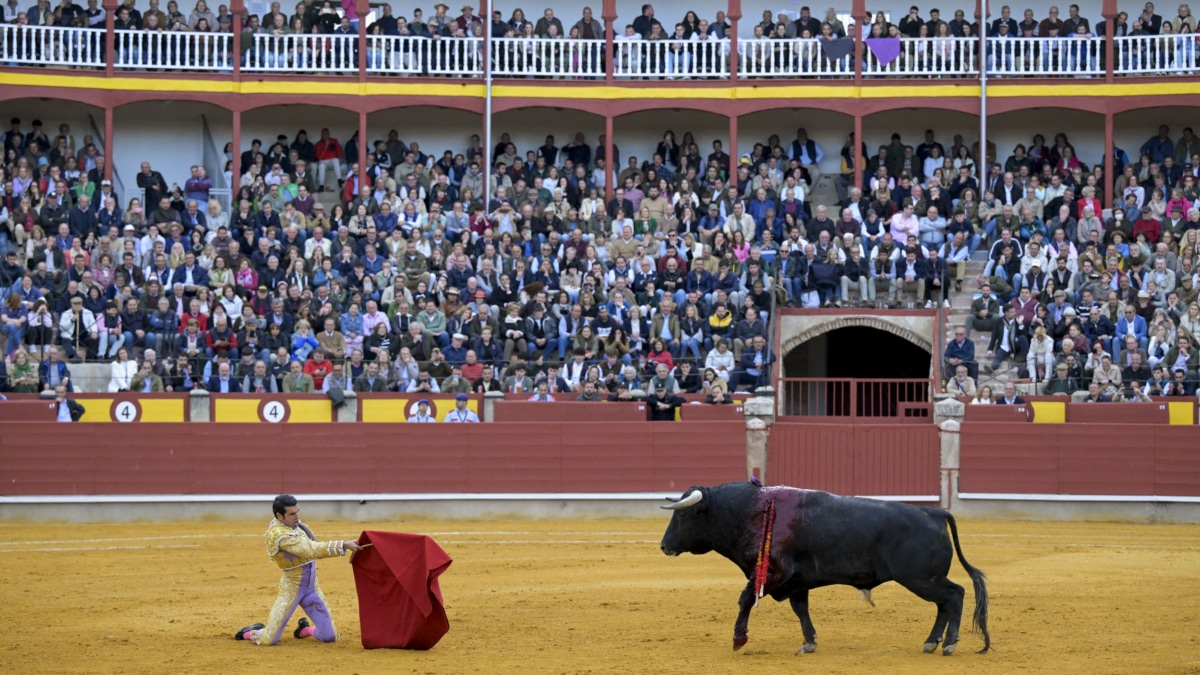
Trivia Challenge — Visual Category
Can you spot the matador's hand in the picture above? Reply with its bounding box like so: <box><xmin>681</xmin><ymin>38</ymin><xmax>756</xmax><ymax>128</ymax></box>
<box><xmin>344</xmin><ymin>541</ymin><xmax>364</xmax><ymax>552</ymax></box>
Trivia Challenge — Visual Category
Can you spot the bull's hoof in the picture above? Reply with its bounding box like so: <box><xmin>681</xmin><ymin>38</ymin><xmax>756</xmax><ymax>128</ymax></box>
<box><xmin>733</xmin><ymin>636</ymin><xmax>748</xmax><ymax>651</ymax></box>
<box><xmin>797</xmin><ymin>642</ymin><xmax>817</xmax><ymax>654</ymax></box>
<box><xmin>923</xmin><ymin>641</ymin><xmax>939</xmax><ymax>653</ymax></box>
<box><xmin>942</xmin><ymin>643</ymin><xmax>957</xmax><ymax>656</ymax></box>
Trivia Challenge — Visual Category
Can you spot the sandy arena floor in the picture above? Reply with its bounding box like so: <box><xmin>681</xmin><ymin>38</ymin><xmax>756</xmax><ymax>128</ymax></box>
<box><xmin>2</xmin><ymin>517</ymin><xmax>1198</xmax><ymax>674</ymax></box>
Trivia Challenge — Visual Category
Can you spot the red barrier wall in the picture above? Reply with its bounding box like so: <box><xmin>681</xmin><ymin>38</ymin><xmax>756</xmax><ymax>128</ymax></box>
<box><xmin>0</xmin><ymin>401</ymin><xmax>57</xmax><ymax>421</ymax></box>
<box><xmin>960</xmin><ymin>423</ymin><xmax>1200</xmax><ymax>496</ymax></box>
<box><xmin>767</xmin><ymin>422</ymin><xmax>939</xmax><ymax>497</ymax></box>
<box><xmin>0</xmin><ymin>421</ymin><xmax>745</xmax><ymax>496</ymax></box>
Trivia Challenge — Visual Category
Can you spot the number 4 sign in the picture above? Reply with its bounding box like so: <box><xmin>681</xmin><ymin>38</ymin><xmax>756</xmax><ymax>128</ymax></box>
<box><xmin>259</xmin><ymin>400</ymin><xmax>290</xmax><ymax>423</ymax></box>
<box><xmin>111</xmin><ymin>400</ymin><xmax>142</xmax><ymax>423</ymax></box>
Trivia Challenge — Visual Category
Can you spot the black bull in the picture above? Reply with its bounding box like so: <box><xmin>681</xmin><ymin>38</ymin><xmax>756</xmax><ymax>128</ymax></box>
<box><xmin>660</xmin><ymin>482</ymin><xmax>990</xmax><ymax>656</ymax></box>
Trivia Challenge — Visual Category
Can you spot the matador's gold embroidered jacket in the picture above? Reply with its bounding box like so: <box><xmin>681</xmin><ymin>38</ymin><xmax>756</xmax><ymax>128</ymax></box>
<box><xmin>265</xmin><ymin>518</ymin><xmax>347</xmax><ymax>573</ymax></box>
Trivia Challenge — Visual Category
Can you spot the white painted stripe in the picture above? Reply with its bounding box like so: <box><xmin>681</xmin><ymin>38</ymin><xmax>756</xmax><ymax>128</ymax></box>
<box><xmin>0</xmin><ymin>540</ymin><xmax>658</xmax><ymax>554</ymax></box>
<box><xmin>0</xmin><ymin>544</ymin><xmax>201</xmax><ymax>553</ymax></box>
<box><xmin>0</xmin><ymin>492</ymin><xmax>941</xmax><ymax>505</ymax></box>
<box><xmin>0</xmin><ymin>532</ymin><xmax>660</xmax><ymax>546</ymax></box>
<box><xmin>5</xmin><ymin>539</ymin><xmax>1197</xmax><ymax>554</ymax></box>
<box><xmin>0</xmin><ymin>492</ymin><xmax>675</xmax><ymax>504</ymax></box>
<box><xmin>959</xmin><ymin>493</ymin><xmax>1200</xmax><ymax>503</ymax></box>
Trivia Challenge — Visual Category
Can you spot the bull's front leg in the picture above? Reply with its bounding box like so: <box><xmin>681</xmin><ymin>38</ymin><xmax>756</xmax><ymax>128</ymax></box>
<box><xmin>789</xmin><ymin>589</ymin><xmax>818</xmax><ymax>653</ymax></box>
<box><xmin>732</xmin><ymin>580</ymin><xmax>756</xmax><ymax>651</ymax></box>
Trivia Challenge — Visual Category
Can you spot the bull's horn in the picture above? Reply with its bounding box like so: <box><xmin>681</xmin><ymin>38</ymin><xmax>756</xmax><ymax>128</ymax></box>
<box><xmin>661</xmin><ymin>489</ymin><xmax>703</xmax><ymax>510</ymax></box>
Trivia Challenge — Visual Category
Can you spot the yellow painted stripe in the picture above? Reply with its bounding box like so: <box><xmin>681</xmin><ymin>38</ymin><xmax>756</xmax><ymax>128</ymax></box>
<box><xmin>362</xmin><ymin>397</ymin><xmax>411</xmax><ymax>422</ymax></box>
<box><xmin>213</xmin><ymin>398</ymin><xmax>260</xmax><ymax>423</ymax></box>
<box><xmin>77</xmin><ymin>398</ymin><xmax>115</xmax><ymax>422</ymax></box>
<box><xmin>1168</xmin><ymin>401</ymin><xmax>1195</xmax><ymax>426</ymax></box>
<box><xmin>988</xmin><ymin>82</ymin><xmax>1200</xmax><ymax>97</ymax></box>
<box><xmin>6</xmin><ymin>70</ymin><xmax>1195</xmax><ymax>100</ymax></box>
<box><xmin>0</xmin><ymin>71</ymin><xmax>486</xmax><ymax>97</ymax></box>
<box><xmin>286</xmin><ymin>399</ymin><xmax>332</xmax><ymax>423</ymax></box>
<box><xmin>1030</xmin><ymin>400</ymin><xmax>1065</xmax><ymax>424</ymax></box>
<box><xmin>138</xmin><ymin>398</ymin><xmax>186</xmax><ymax>422</ymax></box>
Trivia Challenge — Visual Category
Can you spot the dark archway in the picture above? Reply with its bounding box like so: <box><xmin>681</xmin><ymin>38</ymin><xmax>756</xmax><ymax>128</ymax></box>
<box><xmin>782</xmin><ymin>327</ymin><xmax>931</xmax><ymax>418</ymax></box>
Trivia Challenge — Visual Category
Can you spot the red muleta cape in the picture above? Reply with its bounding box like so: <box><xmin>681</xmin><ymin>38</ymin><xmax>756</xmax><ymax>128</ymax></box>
<box><xmin>351</xmin><ymin>531</ymin><xmax>453</xmax><ymax>649</ymax></box>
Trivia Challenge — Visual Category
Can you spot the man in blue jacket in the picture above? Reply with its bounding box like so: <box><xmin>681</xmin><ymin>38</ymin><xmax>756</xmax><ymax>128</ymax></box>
<box><xmin>736</xmin><ymin>335</ymin><xmax>776</xmax><ymax>391</ymax></box>
<box><xmin>174</xmin><ymin>251</ymin><xmax>210</xmax><ymax>297</ymax></box>
<box><xmin>944</xmin><ymin>325</ymin><xmax>977</xmax><ymax>379</ymax></box>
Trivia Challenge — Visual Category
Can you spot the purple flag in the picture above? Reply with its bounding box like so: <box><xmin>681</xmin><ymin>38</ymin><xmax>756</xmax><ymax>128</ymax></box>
<box><xmin>865</xmin><ymin>37</ymin><xmax>902</xmax><ymax>66</ymax></box>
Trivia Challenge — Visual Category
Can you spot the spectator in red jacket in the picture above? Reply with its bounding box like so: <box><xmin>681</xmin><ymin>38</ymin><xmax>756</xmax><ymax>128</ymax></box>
<box><xmin>205</xmin><ymin>314</ymin><xmax>239</xmax><ymax>360</ymax></box>
<box><xmin>304</xmin><ymin>349</ymin><xmax>333</xmax><ymax>390</ymax></box>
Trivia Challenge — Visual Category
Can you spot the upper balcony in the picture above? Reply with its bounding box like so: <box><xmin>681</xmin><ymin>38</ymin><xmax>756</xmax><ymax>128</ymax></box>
<box><xmin>3</xmin><ymin>19</ymin><xmax>1200</xmax><ymax>113</ymax></box>
<box><xmin>4</xmin><ymin>23</ymin><xmax>1198</xmax><ymax>78</ymax></box>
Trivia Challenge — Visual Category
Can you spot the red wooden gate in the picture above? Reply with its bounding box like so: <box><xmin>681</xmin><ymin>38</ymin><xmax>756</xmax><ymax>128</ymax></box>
<box><xmin>768</xmin><ymin>421</ymin><xmax>939</xmax><ymax>499</ymax></box>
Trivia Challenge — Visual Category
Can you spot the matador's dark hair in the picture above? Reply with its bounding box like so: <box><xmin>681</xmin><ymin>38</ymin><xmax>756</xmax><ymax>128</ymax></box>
<box><xmin>272</xmin><ymin>494</ymin><xmax>298</xmax><ymax>519</ymax></box>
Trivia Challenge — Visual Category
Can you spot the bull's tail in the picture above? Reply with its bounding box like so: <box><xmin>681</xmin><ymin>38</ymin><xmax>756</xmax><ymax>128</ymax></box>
<box><xmin>945</xmin><ymin>512</ymin><xmax>991</xmax><ymax>654</ymax></box>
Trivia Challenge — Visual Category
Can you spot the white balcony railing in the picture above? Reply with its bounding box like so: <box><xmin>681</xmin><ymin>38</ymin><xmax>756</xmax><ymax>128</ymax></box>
<box><xmin>5</xmin><ymin>25</ymin><xmax>1200</xmax><ymax>81</ymax></box>
<box><xmin>112</xmin><ymin>29</ymin><xmax>232</xmax><ymax>71</ymax></box>
<box><xmin>243</xmin><ymin>33</ymin><xmax>356</xmax><ymax>73</ymax></box>
<box><xmin>738</xmin><ymin>38</ymin><xmax>849</xmax><ymax>78</ymax></box>
<box><xmin>863</xmin><ymin>37</ymin><xmax>978</xmax><ymax>77</ymax></box>
<box><xmin>986</xmin><ymin>35</ymin><xmax>1104</xmax><ymax>77</ymax></box>
<box><xmin>613</xmin><ymin>38</ymin><xmax>730</xmax><ymax>78</ymax></box>
<box><xmin>364</xmin><ymin>34</ymin><xmax>482</xmax><ymax>76</ymax></box>
<box><xmin>491</xmin><ymin>37</ymin><xmax>605</xmax><ymax>78</ymax></box>
<box><xmin>1114</xmin><ymin>33</ymin><xmax>1200</xmax><ymax>76</ymax></box>
<box><xmin>0</xmin><ymin>23</ymin><xmax>105</xmax><ymax>69</ymax></box>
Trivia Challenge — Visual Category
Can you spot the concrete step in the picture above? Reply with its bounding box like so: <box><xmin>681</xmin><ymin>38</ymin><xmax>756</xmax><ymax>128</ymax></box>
<box><xmin>56</xmin><ymin>362</ymin><xmax>111</xmax><ymax>393</ymax></box>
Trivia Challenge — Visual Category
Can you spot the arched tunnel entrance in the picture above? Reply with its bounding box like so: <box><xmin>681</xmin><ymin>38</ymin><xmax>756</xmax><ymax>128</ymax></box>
<box><xmin>782</xmin><ymin>327</ymin><xmax>932</xmax><ymax>418</ymax></box>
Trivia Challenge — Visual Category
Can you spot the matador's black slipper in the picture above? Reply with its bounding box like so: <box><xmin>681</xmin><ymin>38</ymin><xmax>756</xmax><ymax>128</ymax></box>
<box><xmin>234</xmin><ymin>623</ymin><xmax>264</xmax><ymax>640</ymax></box>
<box><xmin>293</xmin><ymin>617</ymin><xmax>311</xmax><ymax>639</ymax></box>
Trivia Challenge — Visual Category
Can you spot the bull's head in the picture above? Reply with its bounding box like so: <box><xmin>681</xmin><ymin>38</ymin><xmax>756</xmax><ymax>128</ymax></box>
<box><xmin>660</xmin><ymin>487</ymin><xmax>712</xmax><ymax>557</ymax></box>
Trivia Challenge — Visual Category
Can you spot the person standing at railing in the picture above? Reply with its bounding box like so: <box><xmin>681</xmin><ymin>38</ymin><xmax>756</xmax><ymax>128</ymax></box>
<box><xmin>990</xmin><ymin>21</ymin><xmax>1015</xmax><ymax>71</ymax></box>
<box><xmin>1137</xmin><ymin>2</ymin><xmax>1163</xmax><ymax>34</ymax></box>
<box><xmin>1066</xmin><ymin>22</ymin><xmax>1096</xmax><ymax>73</ymax></box>
<box><xmin>454</xmin><ymin>3</ymin><xmax>480</xmax><ymax>34</ymax></box>
<box><xmin>573</xmin><ymin>6</ymin><xmax>601</xmax><ymax>41</ymax></box>
<box><xmin>533</xmin><ymin>7</ymin><xmax>563</xmax><ymax>38</ymax></box>
<box><xmin>27</xmin><ymin>0</ymin><xmax>53</xmax><ymax>26</ymax></box>
<box><xmin>1036</xmin><ymin>5</ymin><xmax>1065</xmax><ymax>35</ymax></box>
<box><xmin>989</xmin><ymin>5</ymin><xmax>1017</xmax><ymax>36</ymax></box>
<box><xmin>666</xmin><ymin>22</ymin><xmax>694</xmax><ymax>78</ymax></box>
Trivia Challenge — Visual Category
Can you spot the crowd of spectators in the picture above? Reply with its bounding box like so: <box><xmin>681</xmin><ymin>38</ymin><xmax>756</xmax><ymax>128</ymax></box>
<box><xmin>938</xmin><ymin>124</ymin><xmax>1200</xmax><ymax>400</ymax></box>
<box><xmin>3</xmin><ymin>104</ymin><xmax>1199</xmax><ymax>404</ymax></box>
<box><xmin>5</xmin><ymin>0</ymin><xmax>1198</xmax><ymax>77</ymax></box>
<box><xmin>0</xmin><ymin>117</ymin><xmax>794</xmax><ymax>401</ymax></box>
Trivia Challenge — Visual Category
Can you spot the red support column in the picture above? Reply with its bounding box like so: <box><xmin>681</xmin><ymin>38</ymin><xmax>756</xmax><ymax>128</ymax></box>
<box><xmin>1104</xmin><ymin>108</ymin><xmax>1115</xmax><ymax>210</ymax></box>
<box><xmin>482</xmin><ymin>0</ymin><xmax>495</xmax><ymax>207</ymax></box>
<box><xmin>976</xmin><ymin>0</ymin><xmax>986</xmax><ymax>84</ymax></box>
<box><xmin>1102</xmin><ymin>0</ymin><xmax>1116</xmax><ymax>83</ymax></box>
<box><xmin>357</xmin><ymin>0</ymin><xmax>369</xmax><ymax>82</ymax></box>
<box><xmin>103</xmin><ymin>0</ymin><xmax>116</xmax><ymax>76</ymax></box>
<box><xmin>728</xmin><ymin>115</ymin><xmax>738</xmax><ymax>192</ymax></box>
<box><xmin>852</xmin><ymin>0</ymin><xmax>865</xmax><ymax>86</ymax></box>
<box><xmin>727</xmin><ymin>0</ymin><xmax>741</xmax><ymax>83</ymax></box>
<box><xmin>602</xmin><ymin>0</ymin><xmax>616</xmax><ymax>85</ymax></box>
<box><xmin>358</xmin><ymin>110</ymin><xmax>368</xmax><ymax>201</ymax></box>
<box><xmin>605</xmin><ymin>115</ymin><xmax>614</xmax><ymax>204</ymax></box>
<box><xmin>231</xmin><ymin>0</ymin><xmax>243</xmax><ymax>80</ymax></box>
<box><xmin>231</xmin><ymin>109</ymin><xmax>242</xmax><ymax>196</ymax></box>
<box><xmin>103</xmin><ymin>106</ymin><xmax>114</xmax><ymax>182</ymax></box>
<box><xmin>853</xmin><ymin>113</ymin><xmax>863</xmax><ymax>193</ymax></box>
